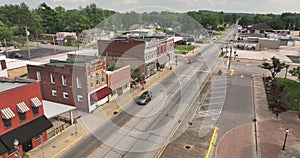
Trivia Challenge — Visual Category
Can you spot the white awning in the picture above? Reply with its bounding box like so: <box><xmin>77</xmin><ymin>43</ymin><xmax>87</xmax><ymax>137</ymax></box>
<box><xmin>43</xmin><ymin>100</ymin><xmax>76</xmax><ymax>119</ymax></box>
<box><xmin>31</xmin><ymin>97</ymin><xmax>42</xmax><ymax>107</ymax></box>
<box><xmin>17</xmin><ymin>102</ymin><xmax>30</xmax><ymax>113</ymax></box>
<box><xmin>1</xmin><ymin>107</ymin><xmax>15</xmax><ymax>119</ymax></box>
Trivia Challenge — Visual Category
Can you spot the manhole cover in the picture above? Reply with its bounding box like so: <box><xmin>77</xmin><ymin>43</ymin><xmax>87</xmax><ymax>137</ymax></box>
<box><xmin>52</xmin><ymin>145</ymin><xmax>56</xmax><ymax>148</ymax></box>
<box><xmin>185</xmin><ymin>145</ymin><xmax>191</xmax><ymax>149</ymax></box>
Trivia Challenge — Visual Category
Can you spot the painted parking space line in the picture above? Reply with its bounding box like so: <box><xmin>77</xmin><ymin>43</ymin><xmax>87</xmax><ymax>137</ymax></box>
<box><xmin>208</xmin><ymin>96</ymin><xmax>226</xmax><ymax>99</ymax></box>
<box><xmin>201</xmin><ymin>102</ymin><xmax>225</xmax><ymax>106</ymax></box>
<box><xmin>209</xmin><ymin>91</ymin><xmax>226</xmax><ymax>94</ymax></box>
<box><xmin>210</xmin><ymin>86</ymin><xmax>227</xmax><ymax>90</ymax></box>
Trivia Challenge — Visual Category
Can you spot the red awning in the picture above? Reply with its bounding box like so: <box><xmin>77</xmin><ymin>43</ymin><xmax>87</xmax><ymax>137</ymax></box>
<box><xmin>91</xmin><ymin>87</ymin><xmax>112</xmax><ymax>101</ymax></box>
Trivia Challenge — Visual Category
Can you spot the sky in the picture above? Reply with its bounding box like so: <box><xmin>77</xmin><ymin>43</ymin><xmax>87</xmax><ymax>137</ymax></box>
<box><xmin>1</xmin><ymin>0</ymin><xmax>300</xmax><ymax>14</ymax></box>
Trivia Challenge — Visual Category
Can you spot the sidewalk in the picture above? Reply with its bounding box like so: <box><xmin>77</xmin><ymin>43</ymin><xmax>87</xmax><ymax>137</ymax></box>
<box><xmin>253</xmin><ymin>75</ymin><xmax>300</xmax><ymax>158</ymax></box>
<box><xmin>27</xmin><ymin>114</ymin><xmax>88</xmax><ymax>158</ymax></box>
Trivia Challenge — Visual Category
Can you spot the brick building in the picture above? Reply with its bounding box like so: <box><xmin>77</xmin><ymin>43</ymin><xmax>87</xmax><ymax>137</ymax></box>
<box><xmin>0</xmin><ymin>55</ymin><xmax>42</xmax><ymax>79</ymax></box>
<box><xmin>27</xmin><ymin>58</ymin><xmax>110</xmax><ymax>113</ymax></box>
<box><xmin>106</xmin><ymin>65</ymin><xmax>131</xmax><ymax>100</ymax></box>
<box><xmin>0</xmin><ymin>77</ymin><xmax>52</xmax><ymax>158</ymax></box>
<box><xmin>98</xmin><ymin>36</ymin><xmax>174</xmax><ymax>79</ymax></box>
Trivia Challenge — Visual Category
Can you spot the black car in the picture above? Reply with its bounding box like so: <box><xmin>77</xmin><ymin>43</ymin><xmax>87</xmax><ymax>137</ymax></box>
<box><xmin>8</xmin><ymin>52</ymin><xmax>23</xmax><ymax>58</ymax></box>
<box><xmin>40</xmin><ymin>40</ymin><xmax>48</xmax><ymax>44</ymax></box>
<box><xmin>135</xmin><ymin>91</ymin><xmax>152</xmax><ymax>105</ymax></box>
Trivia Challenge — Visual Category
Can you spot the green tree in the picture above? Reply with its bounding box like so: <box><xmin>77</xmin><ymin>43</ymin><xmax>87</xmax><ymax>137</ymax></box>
<box><xmin>35</xmin><ymin>3</ymin><xmax>57</xmax><ymax>33</ymax></box>
<box><xmin>289</xmin><ymin>66</ymin><xmax>300</xmax><ymax>81</ymax></box>
<box><xmin>54</xmin><ymin>6</ymin><xmax>67</xmax><ymax>32</ymax></box>
<box><xmin>63</xmin><ymin>35</ymin><xmax>76</xmax><ymax>46</ymax></box>
<box><xmin>260</xmin><ymin>56</ymin><xmax>286</xmax><ymax>79</ymax></box>
<box><xmin>268</xmin><ymin>16</ymin><xmax>285</xmax><ymax>30</ymax></box>
<box><xmin>0</xmin><ymin>21</ymin><xmax>12</xmax><ymax>41</ymax></box>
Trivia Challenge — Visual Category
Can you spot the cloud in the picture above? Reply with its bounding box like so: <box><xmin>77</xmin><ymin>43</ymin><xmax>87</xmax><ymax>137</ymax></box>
<box><xmin>218</xmin><ymin>0</ymin><xmax>228</xmax><ymax>5</ymax></box>
<box><xmin>268</xmin><ymin>0</ymin><xmax>293</xmax><ymax>2</ymax></box>
<box><xmin>51</xmin><ymin>0</ymin><xmax>90</xmax><ymax>2</ymax></box>
<box><xmin>123</xmin><ymin>0</ymin><xmax>139</xmax><ymax>4</ymax></box>
<box><xmin>175</xmin><ymin>0</ymin><xmax>201</xmax><ymax>5</ymax></box>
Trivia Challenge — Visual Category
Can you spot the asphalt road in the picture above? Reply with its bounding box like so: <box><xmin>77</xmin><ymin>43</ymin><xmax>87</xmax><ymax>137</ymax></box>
<box><xmin>58</xmin><ymin>27</ymin><xmax>237</xmax><ymax>158</ymax></box>
<box><xmin>85</xmin><ymin>28</ymin><xmax>237</xmax><ymax>157</ymax></box>
<box><xmin>5</xmin><ymin>47</ymin><xmax>71</xmax><ymax>60</ymax></box>
<box><xmin>86</xmin><ymin>49</ymin><xmax>212</xmax><ymax>158</ymax></box>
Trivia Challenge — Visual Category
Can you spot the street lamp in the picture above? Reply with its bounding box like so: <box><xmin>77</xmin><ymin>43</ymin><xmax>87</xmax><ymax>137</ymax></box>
<box><xmin>228</xmin><ymin>47</ymin><xmax>232</xmax><ymax>70</ymax></box>
<box><xmin>140</xmin><ymin>73</ymin><xmax>145</xmax><ymax>90</ymax></box>
<box><xmin>74</xmin><ymin>115</ymin><xmax>82</xmax><ymax>135</ymax></box>
<box><xmin>282</xmin><ymin>128</ymin><xmax>289</xmax><ymax>150</ymax></box>
<box><xmin>13</xmin><ymin>139</ymin><xmax>19</xmax><ymax>158</ymax></box>
<box><xmin>25</xmin><ymin>26</ymin><xmax>31</xmax><ymax>60</ymax></box>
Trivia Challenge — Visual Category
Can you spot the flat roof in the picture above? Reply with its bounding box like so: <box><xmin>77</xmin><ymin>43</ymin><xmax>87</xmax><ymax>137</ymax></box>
<box><xmin>47</xmin><ymin>60</ymin><xmax>87</xmax><ymax>67</ymax></box>
<box><xmin>5</xmin><ymin>58</ymin><xmax>44</xmax><ymax>70</ymax></box>
<box><xmin>0</xmin><ymin>81</ymin><xmax>30</xmax><ymax>93</ymax></box>
<box><xmin>43</xmin><ymin>100</ymin><xmax>76</xmax><ymax>119</ymax></box>
<box><xmin>68</xmin><ymin>49</ymin><xmax>99</xmax><ymax>57</ymax></box>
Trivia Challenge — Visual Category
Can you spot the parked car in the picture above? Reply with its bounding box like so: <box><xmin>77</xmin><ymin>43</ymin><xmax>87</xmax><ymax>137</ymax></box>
<box><xmin>40</xmin><ymin>40</ymin><xmax>48</xmax><ymax>44</ymax></box>
<box><xmin>135</xmin><ymin>91</ymin><xmax>152</xmax><ymax>105</ymax></box>
<box><xmin>8</xmin><ymin>52</ymin><xmax>23</xmax><ymax>58</ymax></box>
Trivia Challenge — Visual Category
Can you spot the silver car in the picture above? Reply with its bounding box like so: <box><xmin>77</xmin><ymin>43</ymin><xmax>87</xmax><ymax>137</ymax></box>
<box><xmin>135</xmin><ymin>91</ymin><xmax>152</xmax><ymax>105</ymax></box>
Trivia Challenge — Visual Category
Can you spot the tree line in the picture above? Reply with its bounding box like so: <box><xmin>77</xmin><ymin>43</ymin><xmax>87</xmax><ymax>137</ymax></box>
<box><xmin>238</xmin><ymin>12</ymin><xmax>300</xmax><ymax>30</ymax></box>
<box><xmin>188</xmin><ymin>10</ymin><xmax>300</xmax><ymax>31</ymax></box>
<box><xmin>0</xmin><ymin>2</ymin><xmax>115</xmax><ymax>43</ymax></box>
<box><xmin>0</xmin><ymin>2</ymin><xmax>299</xmax><ymax>46</ymax></box>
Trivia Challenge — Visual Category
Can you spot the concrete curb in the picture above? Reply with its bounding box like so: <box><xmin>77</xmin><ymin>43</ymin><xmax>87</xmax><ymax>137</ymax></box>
<box><xmin>51</xmin><ymin>135</ymin><xmax>84</xmax><ymax>158</ymax></box>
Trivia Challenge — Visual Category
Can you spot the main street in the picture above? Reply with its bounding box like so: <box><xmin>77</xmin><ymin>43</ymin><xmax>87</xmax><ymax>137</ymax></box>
<box><xmin>58</xmin><ymin>27</ymin><xmax>237</xmax><ymax>158</ymax></box>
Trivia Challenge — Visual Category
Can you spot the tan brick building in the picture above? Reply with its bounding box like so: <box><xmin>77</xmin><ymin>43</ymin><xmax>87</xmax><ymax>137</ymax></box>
<box><xmin>27</xmin><ymin>58</ymin><xmax>111</xmax><ymax>113</ymax></box>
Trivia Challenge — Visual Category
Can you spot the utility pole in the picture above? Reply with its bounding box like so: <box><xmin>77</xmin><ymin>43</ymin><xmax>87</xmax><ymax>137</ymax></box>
<box><xmin>25</xmin><ymin>26</ymin><xmax>31</xmax><ymax>60</ymax></box>
<box><xmin>52</xmin><ymin>35</ymin><xmax>56</xmax><ymax>54</ymax></box>
<box><xmin>4</xmin><ymin>38</ymin><xmax>8</xmax><ymax>57</ymax></box>
<box><xmin>228</xmin><ymin>47</ymin><xmax>232</xmax><ymax>70</ymax></box>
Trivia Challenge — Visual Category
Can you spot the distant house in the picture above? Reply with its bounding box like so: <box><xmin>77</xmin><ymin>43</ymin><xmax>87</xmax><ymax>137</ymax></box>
<box><xmin>39</xmin><ymin>34</ymin><xmax>56</xmax><ymax>41</ymax></box>
<box><xmin>56</xmin><ymin>32</ymin><xmax>77</xmax><ymax>44</ymax></box>
<box><xmin>129</xmin><ymin>24</ymin><xmax>142</xmax><ymax>30</ymax></box>
<box><xmin>248</xmin><ymin>23</ymin><xmax>273</xmax><ymax>34</ymax></box>
<box><xmin>79</xmin><ymin>28</ymin><xmax>114</xmax><ymax>45</ymax></box>
<box><xmin>131</xmin><ymin>29</ymin><xmax>155</xmax><ymax>36</ymax></box>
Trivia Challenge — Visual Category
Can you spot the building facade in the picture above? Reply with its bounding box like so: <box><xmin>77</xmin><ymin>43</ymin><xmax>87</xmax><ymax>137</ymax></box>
<box><xmin>98</xmin><ymin>36</ymin><xmax>174</xmax><ymax>79</ymax></box>
<box><xmin>107</xmin><ymin>65</ymin><xmax>131</xmax><ymax>100</ymax></box>
<box><xmin>27</xmin><ymin>58</ymin><xmax>111</xmax><ymax>113</ymax></box>
<box><xmin>0</xmin><ymin>78</ymin><xmax>52</xmax><ymax>158</ymax></box>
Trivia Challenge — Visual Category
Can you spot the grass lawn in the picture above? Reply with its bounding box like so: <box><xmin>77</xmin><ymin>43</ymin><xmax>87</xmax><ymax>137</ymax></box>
<box><xmin>19</xmin><ymin>45</ymin><xmax>38</xmax><ymax>50</ymax></box>
<box><xmin>275</xmin><ymin>78</ymin><xmax>300</xmax><ymax>110</ymax></box>
<box><xmin>174</xmin><ymin>45</ymin><xmax>194</xmax><ymax>52</ymax></box>
<box><xmin>174</xmin><ymin>45</ymin><xmax>195</xmax><ymax>55</ymax></box>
